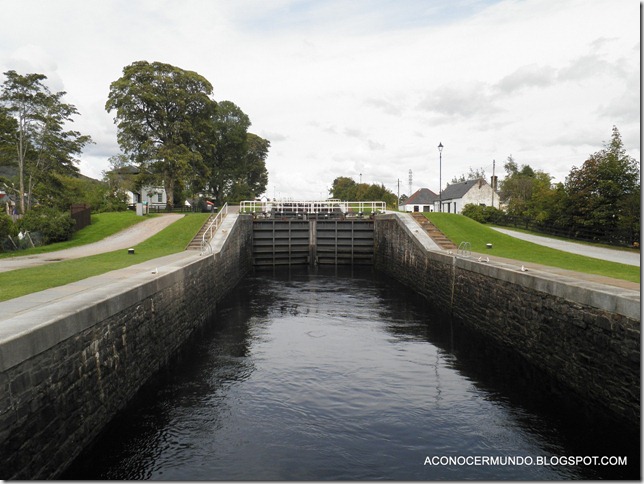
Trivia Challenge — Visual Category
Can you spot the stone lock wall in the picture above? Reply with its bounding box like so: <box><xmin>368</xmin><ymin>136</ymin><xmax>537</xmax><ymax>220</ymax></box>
<box><xmin>374</xmin><ymin>213</ymin><xmax>640</xmax><ymax>425</ymax></box>
<box><xmin>0</xmin><ymin>214</ymin><xmax>253</xmax><ymax>479</ymax></box>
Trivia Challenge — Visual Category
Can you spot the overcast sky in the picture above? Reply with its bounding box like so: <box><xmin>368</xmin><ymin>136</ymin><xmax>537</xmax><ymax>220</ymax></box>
<box><xmin>0</xmin><ymin>0</ymin><xmax>639</xmax><ymax>200</ymax></box>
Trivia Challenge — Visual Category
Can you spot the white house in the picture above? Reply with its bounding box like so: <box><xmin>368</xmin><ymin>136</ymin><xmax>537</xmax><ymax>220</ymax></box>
<box><xmin>400</xmin><ymin>188</ymin><xmax>439</xmax><ymax>212</ymax></box>
<box><xmin>434</xmin><ymin>178</ymin><xmax>500</xmax><ymax>214</ymax></box>
<box><xmin>110</xmin><ymin>165</ymin><xmax>168</xmax><ymax>209</ymax></box>
<box><xmin>126</xmin><ymin>186</ymin><xmax>168</xmax><ymax>209</ymax></box>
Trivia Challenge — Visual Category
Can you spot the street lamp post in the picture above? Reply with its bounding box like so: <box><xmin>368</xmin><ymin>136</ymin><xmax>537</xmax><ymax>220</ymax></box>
<box><xmin>438</xmin><ymin>142</ymin><xmax>443</xmax><ymax>212</ymax></box>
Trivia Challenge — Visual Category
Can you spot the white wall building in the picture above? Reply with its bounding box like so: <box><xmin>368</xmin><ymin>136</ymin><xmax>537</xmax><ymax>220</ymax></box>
<box><xmin>126</xmin><ymin>186</ymin><xmax>167</xmax><ymax>209</ymax></box>
<box><xmin>435</xmin><ymin>178</ymin><xmax>500</xmax><ymax>214</ymax></box>
<box><xmin>399</xmin><ymin>188</ymin><xmax>439</xmax><ymax>212</ymax></box>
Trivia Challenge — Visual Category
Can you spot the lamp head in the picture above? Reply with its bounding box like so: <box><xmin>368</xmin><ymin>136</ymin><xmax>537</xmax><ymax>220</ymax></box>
<box><xmin>438</xmin><ymin>142</ymin><xmax>443</xmax><ymax>152</ymax></box>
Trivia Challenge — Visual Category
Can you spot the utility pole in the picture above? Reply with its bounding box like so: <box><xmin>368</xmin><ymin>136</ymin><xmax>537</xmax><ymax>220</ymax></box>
<box><xmin>438</xmin><ymin>142</ymin><xmax>443</xmax><ymax>212</ymax></box>
<box><xmin>397</xmin><ymin>178</ymin><xmax>400</xmax><ymax>208</ymax></box>
<box><xmin>408</xmin><ymin>169</ymin><xmax>412</xmax><ymax>197</ymax></box>
<box><xmin>491</xmin><ymin>159</ymin><xmax>496</xmax><ymax>208</ymax></box>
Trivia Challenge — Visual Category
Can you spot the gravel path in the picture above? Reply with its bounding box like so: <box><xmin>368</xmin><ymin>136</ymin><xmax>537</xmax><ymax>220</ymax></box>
<box><xmin>491</xmin><ymin>227</ymin><xmax>640</xmax><ymax>266</ymax></box>
<box><xmin>0</xmin><ymin>214</ymin><xmax>184</xmax><ymax>273</ymax></box>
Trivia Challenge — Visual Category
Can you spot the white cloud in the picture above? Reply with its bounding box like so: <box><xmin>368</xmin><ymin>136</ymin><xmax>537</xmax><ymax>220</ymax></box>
<box><xmin>496</xmin><ymin>64</ymin><xmax>556</xmax><ymax>94</ymax></box>
<box><xmin>0</xmin><ymin>0</ymin><xmax>638</xmax><ymax>199</ymax></box>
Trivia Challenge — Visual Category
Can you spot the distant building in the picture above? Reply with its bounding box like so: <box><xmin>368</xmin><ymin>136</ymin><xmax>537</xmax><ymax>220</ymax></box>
<box><xmin>108</xmin><ymin>165</ymin><xmax>168</xmax><ymax>209</ymax></box>
<box><xmin>399</xmin><ymin>188</ymin><xmax>439</xmax><ymax>212</ymax></box>
<box><xmin>435</xmin><ymin>178</ymin><xmax>499</xmax><ymax>214</ymax></box>
<box><xmin>127</xmin><ymin>186</ymin><xmax>167</xmax><ymax>209</ymax></box>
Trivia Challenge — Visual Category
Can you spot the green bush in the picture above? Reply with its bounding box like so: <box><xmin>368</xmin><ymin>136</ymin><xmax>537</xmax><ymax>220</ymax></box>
<box><xmin>0</xmin><ymin>212</ymin><xmax>16</xmax><ymax>239</ymax></box>
<box><xmin>461</xmin><ymin>204</ymin><xmax>505</xmax><ymax>224</ymax></box>
<box><xmin>19</xmin><ymin>206</ymin><xmax>76</xmax><ymax>243</ymax></box>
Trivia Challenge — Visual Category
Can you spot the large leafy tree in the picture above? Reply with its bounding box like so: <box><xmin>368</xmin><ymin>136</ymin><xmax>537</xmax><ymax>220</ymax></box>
<box><xmin>26</xmin><ymin>90</ymin><xmax>93</xmax><ymax>210</ymax></box>
<box><xmin>206</xmin><ymin>100</ymin><xmax>250</xmax><ymax>203</ymax></box>
<box><xmin>329</xmin><ymin>176</ymin><xmax>397</xmax><ymax>208</ymax></box>
<box><xmin>0</xmin><ymin>70</ymin><xmax>92</xmax><ymax>213</ymax></box>
<box><xmin>231</xmin><ymin>132</ymin><xmax>269</xmax><ymax>202</ymax></box>
<box><xmin>499</xmin><ymin>156</ymin><xmax>553</xmax><ymax>222</ymax></box>
<box><xmin>565</xmin><ymin>126</ymin><xmax>639</xmax><ymax>243</ymax></box>
<box><xmin>204</xmin><ymin>101</ymin><xmax>269</xmax><ymax>203</ymax></box>
<box><xmin>0</xmin><ymin>107</ymin><xmax>17</xmax><ymax>164</ymax></box>
<box><xmin>106</xmin><ymin>61</ymin><xmax>215</xmax><ymax>208</ymax></box>
<box><xmin>329</xmin><ymin>176</ymin><xmax>356</xmax><ymax>200</ymax></box>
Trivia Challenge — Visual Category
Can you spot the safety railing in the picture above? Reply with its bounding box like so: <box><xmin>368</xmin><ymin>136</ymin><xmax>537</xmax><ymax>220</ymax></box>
<box><xmin>200</xmin><ymin>202</ymin><xmax>228</xmax><ymax>255</ymax></box>
<box><xmin>457</xmin><ymin>241</ymin><xmax>472</xmax><ymax>258</ymax></box>
<box><xmin>239</xmin><ymin>199</ymin><xmax>387</xmax><ymax>216</ymax></box>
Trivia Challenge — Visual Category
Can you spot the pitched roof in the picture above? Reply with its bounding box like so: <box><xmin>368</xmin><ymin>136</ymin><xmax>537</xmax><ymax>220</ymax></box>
<box><xmin>113</xmin><ymin>165</ymin><xmax>141</xmax><ymax>175</ymax></box>
<box><xmin>440</xmin><ymin>178</ymin><xmax>490</xmax><ymax>201</ymax></box>
<box><xmin>405</xmin><ymin>188</ymin><xmax>439</xmax><ymax>205</ymax></box>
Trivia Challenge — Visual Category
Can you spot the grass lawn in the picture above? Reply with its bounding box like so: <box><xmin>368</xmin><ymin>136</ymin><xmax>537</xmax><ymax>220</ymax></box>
<box><xmin>488</xmin><ymin>223</ymin><xmax>640</xmax><ymax>253</ymax></box>
<box><xmin>425</xmin><ymin>212</ymin><xmax>640</xmax><ymax>283</ymax></box>
<box><xmin>0</xmin><ymin>211</ymin><xmax>148</xmax><ymax>259</ymax></box>
<box><xmin>0</xmin><ymin>213</ymin><xmax>209</xmax><ymax>302</ymax></box>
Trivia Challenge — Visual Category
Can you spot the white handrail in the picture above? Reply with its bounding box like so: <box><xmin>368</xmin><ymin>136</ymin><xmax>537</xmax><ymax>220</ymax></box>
<box><xmin>239</xmin><ymin>199</ymin><xmax>387</xmax><ymax>215</ymax></box>
<box><xmin>457</xmin><ymin>241</ymin><xmax>471</xmax><ymax>258</ymax></box>
<box><xmin>200</xmin><ymin>202</ymin><xmax>228</xmax><ymax>255</ymax></box>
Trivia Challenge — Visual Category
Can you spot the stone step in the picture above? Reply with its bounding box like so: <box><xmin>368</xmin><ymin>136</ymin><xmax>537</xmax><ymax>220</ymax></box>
<box><xmin>410</xmin><ymin>213</ymin><xmax>457</xmax><ymax>250</ymax></box>
<box><xmin>185</xmin><ymin>214</ymin><xmax>216</xmax><ymax>250</ymax></box>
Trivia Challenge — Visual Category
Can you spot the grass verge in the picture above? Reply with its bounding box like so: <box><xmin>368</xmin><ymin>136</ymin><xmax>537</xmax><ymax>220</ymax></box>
<box><xmin>488</xmin><ymin>223</ymin><xmax>639</xmax><ymax>253</ymax></box>
<box><xmin>425</xmin><ymin>213</ymin><xmax>640</xmax><ymax>284</ymax></box>
<box><xmin>0</xmin><ymin>213</ymin><xmax>209</xmax><ymax>302</ymax></box>
<box><xmin>0</xmin><ymin>211</ymin><xmax>149</xmax><ymax>259</ymax></box>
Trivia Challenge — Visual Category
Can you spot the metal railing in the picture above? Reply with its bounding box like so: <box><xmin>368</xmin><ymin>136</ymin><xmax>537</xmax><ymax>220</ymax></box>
<box><xmin>239</xmin><ymin>199</ymin><xmax>387</xmax><ymax>216</ymax></box>
<box><xmin>200</xmin><ymin>203</ymin><xmax>228</xmax><ymax>255</ymax></box>
<box><xmin>457</xmin><ymin>241</ymin><xmax>471</xmax><ymax>258</ymax></box>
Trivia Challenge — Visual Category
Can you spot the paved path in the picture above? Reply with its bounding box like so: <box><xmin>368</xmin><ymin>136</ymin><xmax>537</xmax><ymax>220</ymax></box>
<box><xmin>491</xmin><ymin>227</ymin><xmax>640</xmax><ymax>267</ymax></box>
<box><xmin>0</xmin><ymin>214</ymin><xmax>183</xmax><ymax>273</ymax></box>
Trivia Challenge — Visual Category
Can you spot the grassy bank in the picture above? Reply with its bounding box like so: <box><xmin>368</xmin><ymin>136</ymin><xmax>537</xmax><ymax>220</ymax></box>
<box><xmin>0</xmin><ymin>213</ymin><xmax>209</xmax><ymax>302</ymax></box>
<box><xmin>0</xmin><ymin>211</ymin><xmax>147</xmax><ymax>259</ymax></box>
<box><xmin>425</xmin><ymin>213</ymin><xmax>639</xmax><ymax>283</ymax></box>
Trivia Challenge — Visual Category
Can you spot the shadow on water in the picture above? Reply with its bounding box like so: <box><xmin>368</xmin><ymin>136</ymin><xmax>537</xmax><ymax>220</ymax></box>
<box><xmin>364</xmin><ymin>266</ymin><xmax>639</xmax><ymax>480</ymax></box>
<box><xmin>62</xmin><ymin>266</ymin><xmax>639</xmax><ymax>480</ymax></box>
<box><xmin>408</xmin><ymin>291</ymin><xmax>640</xmax><ymax>481</ymax></box>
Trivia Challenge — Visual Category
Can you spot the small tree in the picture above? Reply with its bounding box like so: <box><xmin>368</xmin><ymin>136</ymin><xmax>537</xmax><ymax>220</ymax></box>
<box><xmin>499</xmin><ymin>156</ymin><xmax>553</xmax><ymax>222</ymax></box>
<box><xmin>565</xmin><ymin>126</ymin><xmax>639</xmax><ymax>244</ymax></box>
<box><xmin>461</xmin><ymin>203</ymin><xmax>504</xmax><ymax>224</ymax></box>
<box><xmin>19</xmin><ymin>206</ymin><xmax>75</xmax><ymax>243</ymax></box>
<box><xmin>0</xmin><ymin>212</ymin><xmax>15</xmax><ymax>240</ymax></box>
<box><xmin>450</xmin><ymin>167</ymin><xmax>486</xmax><ymax>184</ymax></box>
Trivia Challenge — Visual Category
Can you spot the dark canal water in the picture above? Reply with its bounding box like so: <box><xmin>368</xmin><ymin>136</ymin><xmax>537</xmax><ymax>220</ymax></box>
<box><xmin>63</xmin><ymin>267</ymin><xmax>639</xmax><ymax>480</ymax></box>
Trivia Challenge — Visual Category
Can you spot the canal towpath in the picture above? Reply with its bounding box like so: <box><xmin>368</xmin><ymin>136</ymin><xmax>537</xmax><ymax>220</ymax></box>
<box><xmin>0</xmin><ymin>213</ymin><xmax>184</xmax><ymax>274</ymax></box>
<box><xmin>491</xmin><ymin>227</ymin><xmax>640</xmax><ymax>267</ymax></box>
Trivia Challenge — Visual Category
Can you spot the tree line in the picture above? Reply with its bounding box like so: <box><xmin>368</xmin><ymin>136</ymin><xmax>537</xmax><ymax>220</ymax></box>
<box><xmin>0</xmin><ymin>61</ymin><xmax>270</xmax><ymax>218</ymax></box>
<box><xmin>464</xmin><ymin>126</ymin><xmax>640</xmax><ymax>246</ymax></box>
<box><xmin>328</xmin><ymin>176</ymin><xmax>398</xmax><ymax>208</ymax></box>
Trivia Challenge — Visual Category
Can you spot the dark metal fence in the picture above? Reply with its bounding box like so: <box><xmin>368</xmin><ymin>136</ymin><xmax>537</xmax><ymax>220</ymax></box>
<box><xmin>145</xmin><ymin>205</ymin><xmax>213</xmax><ymax>214</ymax></box>
<box><xmin>70</xmin><ymin>204</ymin><xmax>91</xmax><ymax>232</ymax></box>
<box><xmin>495</xmin><ymin>215</ymin><xmax>639</xmax><ymax>248</ymax></box>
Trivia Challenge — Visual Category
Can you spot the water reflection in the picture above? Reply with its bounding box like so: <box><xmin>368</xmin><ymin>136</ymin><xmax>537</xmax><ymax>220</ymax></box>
<box><xmin>63</xmin><ymin>267</ymin><xmax>639</xmax><ymax>480</ymax></box>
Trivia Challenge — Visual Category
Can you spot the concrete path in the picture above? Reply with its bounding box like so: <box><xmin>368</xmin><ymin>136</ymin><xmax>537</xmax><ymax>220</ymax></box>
<box><xmin>491</xmin><ymin>227</ymin><xmax>640</xmax><ymax>267</ymax></box>
<box><xmin>0</xmin><ymin>214</ymin><xmax>184</xmax><ymax>273</ymax></box>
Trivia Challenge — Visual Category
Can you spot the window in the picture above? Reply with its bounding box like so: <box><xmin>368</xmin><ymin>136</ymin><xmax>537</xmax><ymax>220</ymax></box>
<box><xmin>157</xmin><ymin>192</ymin><xmax>163</xmax><ymax>203</ymax></box>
